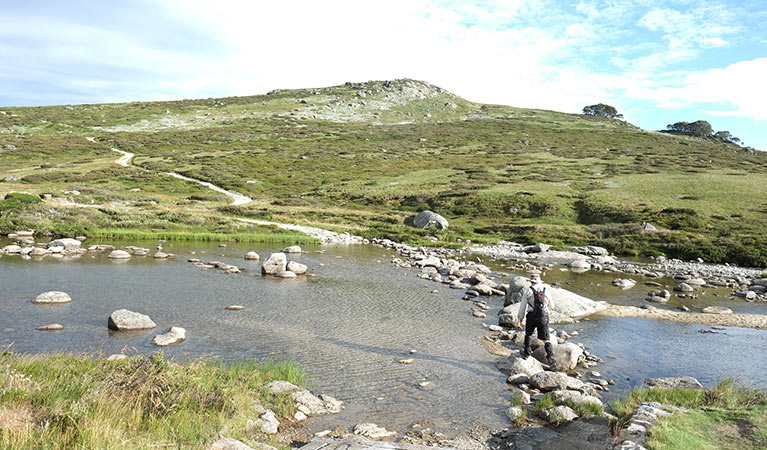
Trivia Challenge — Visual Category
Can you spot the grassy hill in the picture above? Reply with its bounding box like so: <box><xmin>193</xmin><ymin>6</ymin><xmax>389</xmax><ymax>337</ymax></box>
<box><xmin>2</xmin><ymin>79</ymin><xmax>766</xmax><ymax>266</ymax></box>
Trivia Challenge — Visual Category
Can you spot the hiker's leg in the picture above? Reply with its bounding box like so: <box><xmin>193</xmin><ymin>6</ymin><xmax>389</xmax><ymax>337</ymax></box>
<box><xmin>522</xmin><ymin>314</ymin><xmax>535</xmax><ymax>357</ymax></box>
<box><xmin>538</xmin><ymin>316</ymin><xmax>554</xmax><ymax>362</ymax></box>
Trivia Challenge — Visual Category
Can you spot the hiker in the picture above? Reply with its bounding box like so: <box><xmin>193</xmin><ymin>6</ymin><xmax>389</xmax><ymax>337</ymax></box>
<box><xmin>517</xmin><ymin>273</ymin><xmax>555</xmax><ymax>365</ymax></box>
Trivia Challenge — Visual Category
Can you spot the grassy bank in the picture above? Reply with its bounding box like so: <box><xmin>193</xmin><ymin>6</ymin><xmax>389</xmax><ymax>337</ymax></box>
<box><xmin>0</xmin><ymin>352</ymin><xmax>304</xmax><ymax>449</ymax></box>
<box><xmin>2</xmin><ymin>79</ymin><xmax>767</xmax><ymax>265</ymax></box>
<box><xmin>611</xmin><ymin>380</ymin><xmax>767</xmax><ymax>450</ymax></box>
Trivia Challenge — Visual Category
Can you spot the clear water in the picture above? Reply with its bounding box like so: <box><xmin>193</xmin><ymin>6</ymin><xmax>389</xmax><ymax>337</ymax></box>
<box><xmin>1</xmin><ymin>239</ymin><xmax>766</xmax><ymax>435</ymax></box>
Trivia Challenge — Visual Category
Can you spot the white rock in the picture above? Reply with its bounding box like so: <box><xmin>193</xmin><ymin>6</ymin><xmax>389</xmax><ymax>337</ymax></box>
<box><xmin>353</xmin><ymin>423</ymin><xmax>397</xmax><ymax>440</ymax></box>
<box><xmin>261</xmin><ymin>253</ymin><xmax>287</xmax><ymax>275</ymax></box>
<box><xmin>257</xmin><ymin>410</ymin><xmax>279</xmax><ymax>434</ymax></box>
<box><xmin>287</xmin><ymin>261</ymin><xmax>307</xmax><ymax>275</ymax></box>
<box><xmin>244</xmin><ymin>251</ymin><xmax>260</xmax><ymax>260</ymax></box>
<box><xmin>151</xmin><ymin>327</ymin><xmax>186</xmax><ymax>346</ymax></box>
<box><xmin>33</xmin><ymin>291</ymin><xmax>72</xmax><ymax>304</ymax></box>
<box><xmin>108</xmin><ymin>309</ymin><xmax>156</xmax><ymax>330</ymax></box>
<box><xmin>107</xmin><ymin>250</ymin><xmax>131</xmax><ymax>259</ymax></box>
<box><xmin>282</xmin><ymin>245</ymin><xmax>302</xmax><ymax>253</ymax></box>
<box><xmin>36</xmin><ymin>323</ymin><xmax>64</xmax><ymax>331</ymax></box>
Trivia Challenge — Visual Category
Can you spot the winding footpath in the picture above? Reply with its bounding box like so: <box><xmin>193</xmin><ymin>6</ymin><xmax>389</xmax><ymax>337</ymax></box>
<box><xmin>238</xmin><ymin>218</ymin><xmax>364</xmax><ymax>244</ymax></box>
<box><xmin>111</xmin><ymin>148</ymin><xmax>134</xmax><ymax>167</ymax></box>
<box><xmin>165</xmin><ymin>172</ymin><xmax>253</xmax><ymax>206</ymax></box>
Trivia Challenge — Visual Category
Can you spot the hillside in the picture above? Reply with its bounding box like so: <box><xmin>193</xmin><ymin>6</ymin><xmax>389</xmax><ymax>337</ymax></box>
<box><xmin>2</xmin><ymin>79</ymin><xmax>766</xmax><ymax>266</ymax></box>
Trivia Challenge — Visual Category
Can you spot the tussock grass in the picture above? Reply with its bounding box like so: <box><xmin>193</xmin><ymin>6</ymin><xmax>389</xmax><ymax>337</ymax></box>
<box><xmin>0</xmin><ymin>352</ymin><xmax>304</xmax><ymax>449</ymax></box>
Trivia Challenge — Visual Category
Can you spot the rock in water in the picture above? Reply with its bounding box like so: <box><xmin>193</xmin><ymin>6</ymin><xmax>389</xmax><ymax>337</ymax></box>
<box><xmin>286</xmin><ymin>261</ymin><xmax>307</xmax><ymax>275</ymax></box>
<box><xmin>504</xmin><ymin>276</ymin><xmax>607</xmax><ymax>323</ymax></box>
<box><xmin>277</xmin><ymin>270</ymin><xmax>297</xmax><ymax>278</ymax></box>
<box><xmin>153</xmin><ymin>251</ymin><xmax>169</xmax><ymax>259</ymax></box>
<box><xmin>36</xmin><ymin>323</ymin><xmax>64</xmax><ymax>331</ymax></box>
<box><xmin>412</xmin><ymin>210</ymin><xmax>449</xmax><ymax>230</ymax></box>
<box><xmin>226</xmin><ymin>305</ymin><xmax>245</xmax><ymax>311</ymax></box>
<box><xmin>151</xmin><ymin>327</ymin><xmax>186</xmax><ymax>346</ymax></box>
<box><xmin>353</xmin><ymin>423</ymin><xmax>397</xmax><ymax>440</ymax></box>
<box><xmin>506</xmin><ymin>406</ymin><xmax>525</xmax><ymax>422</ymax></box>
<box><xmin>261</xmin><ymin>252</ymin><xmax>287</xmax><ymax>275</ymax></box>
<box><xmin>244</xmin><ymin>251</ymin><xmax>260</xmax><ymax>260</ymax></box>
<box><xmin>282</xmin><ymin>245</ymin><xmax>302</xmax><ymax>253</ymax></box>
<box><xmin>107</xmin><ymin>250</ymin><xmax>131</xmax><ymax>259</ymax></box>
<box><xmin>108</xmin><ymin>309</ymin><xmax>156</xmax><ymax>330</ymax></box>
<box><xmin>542</xmin><ymin>405</ymin><xmax>579</xmax><ymax>422</ymax></box>
<box><xmin>33</xmin><ymin>291</ymin><xmax>72</xmax><ymax>304</ymax></box>
<box><xmin>48</xmin><ymin>238</ymin><xmax>81</xmax><ymax>249</ymax></box>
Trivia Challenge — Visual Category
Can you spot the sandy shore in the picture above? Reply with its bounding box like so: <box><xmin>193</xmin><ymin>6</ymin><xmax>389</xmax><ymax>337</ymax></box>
<box><xmin>597</xmin><ymin>304</ymin><xmax>767</xmax><ymax>330</ymax></box>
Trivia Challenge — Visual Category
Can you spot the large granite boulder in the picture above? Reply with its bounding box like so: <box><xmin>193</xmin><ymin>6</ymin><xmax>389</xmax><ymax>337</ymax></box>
<box><xmin>549</xmin><ymin>390</ymin><xmax>603</xmax><ymax>408</ymax></box>
<box><xmin>496</xmin><ymin>354</ymin><xmax>545</xmax><ymax>377</ymax></box>
<box><xmin>261</xmin><ymin>252</ymin><xmax>287</xmax><ymax>275</ymax></box>
<box><xmin>33</xmin><ymin>291</ymin><xmax>72</xmax><ymax>304</ymax></box>
<box><xmin>504</xmin><ymin>276</ymin><xmax>607</xmax><ymax>323</ymax></box>
<box><xmin>108</xmin><ymin>309</ymin><xmax>156</xmax><ymax>330</ymax></box>
<box><xmin>533</xmin><ymin>342</ymin><xmax>583</xmax><ymax>371</ymax></box>
<box><xmin>412</xmin><ymin>210</ymin><xmax>449</xmax><ymax>230</ymax></box>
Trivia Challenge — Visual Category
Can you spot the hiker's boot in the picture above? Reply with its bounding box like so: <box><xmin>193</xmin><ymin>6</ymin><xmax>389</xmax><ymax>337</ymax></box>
<box><xmin>521</xmin><ymin>335</ymin><xmax>532</xmax><ymax>358</ymax></box>
<box><xmin>544</xmin><ymin>342</ymin><xmax>556</xmax><ymax>368</ymax></box>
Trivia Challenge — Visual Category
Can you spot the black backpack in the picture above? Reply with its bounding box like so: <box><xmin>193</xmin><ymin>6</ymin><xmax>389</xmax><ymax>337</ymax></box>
<box><xmin>531</xmin><ymin>286</ymin><xmax>547</xmax><ymax>316</ymax></box>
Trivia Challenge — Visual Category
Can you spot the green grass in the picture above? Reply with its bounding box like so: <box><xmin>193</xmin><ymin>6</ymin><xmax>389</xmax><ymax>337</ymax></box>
<box><xmin>609</xmin><ymin>380</ymin><xmax>767</xmax><ymax>450</ymax></box>
<box><xmin>0</xmin><ymin>352</ymin><xmax>304</xmax><ymax>449</ymax></box>
<box><xmin>2</xmin><ymin>78</ymin><xmax>766</xmax><ymax>265</ymax></box>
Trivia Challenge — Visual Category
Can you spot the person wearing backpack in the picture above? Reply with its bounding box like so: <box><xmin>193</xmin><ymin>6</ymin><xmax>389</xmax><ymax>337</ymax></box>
<box><xmin>517</xmin><ymin>273</ymin><xmax>556</xmax><ymax>366</ymax></box>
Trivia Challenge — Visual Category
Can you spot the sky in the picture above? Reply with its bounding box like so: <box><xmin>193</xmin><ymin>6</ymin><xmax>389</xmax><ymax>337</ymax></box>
<box><xmin>1</xmin><ymin>0</ymin><xmax>766</xmax><ymax>149</ymax></box>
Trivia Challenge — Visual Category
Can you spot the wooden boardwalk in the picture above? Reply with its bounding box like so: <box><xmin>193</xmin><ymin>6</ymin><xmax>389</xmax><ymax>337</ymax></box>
<box><xmin>298</xmin><ymin>437</ymin><xmax>458</xmax><ymax>450</ymax></box>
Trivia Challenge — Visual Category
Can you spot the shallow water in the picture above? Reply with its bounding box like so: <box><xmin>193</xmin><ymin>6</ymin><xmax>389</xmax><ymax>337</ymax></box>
<box><xmin>1</xmin><ymin>239</ymin><xmax>766</xmax><ymax>435</ymax></box>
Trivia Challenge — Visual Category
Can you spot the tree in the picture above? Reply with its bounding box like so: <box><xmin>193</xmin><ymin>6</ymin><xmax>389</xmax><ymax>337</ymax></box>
<box><xmin>713</xmin><ymin>130</ymin><xmax>741</xmax><ymax>144</ymax></box>
<box><xmin>666</xmin><ymin>120</ymin><xmax>712</xmax><ymax>137</ymax></box>
<box><xmin>582</xmin><ymin>103</ymin><xmax>623</xmax><ymax>119</ymax></box>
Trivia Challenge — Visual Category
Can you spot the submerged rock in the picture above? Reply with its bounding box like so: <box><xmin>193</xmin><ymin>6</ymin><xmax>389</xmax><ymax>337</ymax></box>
<box><xmin>36</xmin><ymin>323</ymin><xmax>64</xmax><ymax>331</ymax></box>
<box><xmin>108</xmin><ymin>309</ymin><xmax>156</xmax><ymax>330</ymax></box>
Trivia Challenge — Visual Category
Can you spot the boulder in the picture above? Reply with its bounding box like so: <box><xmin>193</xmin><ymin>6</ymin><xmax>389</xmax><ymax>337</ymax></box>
<box><xmin>153</xmin><ymin>251</ymin><xmax>169</xmax><ymax>259</ymax></box>
<box><xmin>412</xmin><ymin>210</ymin><xmax>449</xmax><ymax>230</ymax></box>
<box><xmin>549</xmin><ymin>390</ymin><xmax>603</xmax><ymax>408</ymax></box>
<box><xmin>151</xmin><ymin>327</ymin><xmax>186</xmax><ymax>346</ymax></box>
<box><xmin>36</xmin><ymin>323</ymin><xmax>64</xmax><ymax>331</ymax></box>
<box><xmin>533</xmin><ymin>342</ymin><xmax>583</xmax><ymax>371</ymax></box>
<box><xmin>641</xmin><ymin>222</ymin><xmax>658</xmax><ymax>233</ymax></box>
<box><xmin>505</xmin><ymin>276</ymin><xmax>607</xmax><ymax>323</ymax></box>
<box><xmin>33</xmin><ymin>291</ymin><xmax>72</xmax><ymax>304</ymax></box>
<box><xmin>674</xmin><ymin>283</ymin><xmax>693</xmax><ymax>293</ymax></box>
<box><xmin>287</xmin><ymin>261</ymin><xmax>307</xmax><ymax>275</ymax></box>
<box><xmin>542</xmin><ymin>405</ymin><xmax>579</xmax><ymax>423</ymax></box>
<box><xmin>644</xmin><ymin>376</ymin><xmax>703</xmax><ymax>389</ymax></box>
<box><xmin>523</xmin><ymin>243</ymin><xmax>552</xmax><ymax>253</ymax></box>
<box><xmin>244</xmin><ymin>251</ymin><xmax>260</xmax><ymax>260</ymax></box>
<box><xmin>261</xmin><ymin>253</ymin><xmax>287</xmax><ymax>275</ymax></box>
<box><xmin>107</xmin><ymin>250</ymin><xmax>131</xmax><ymax>259</ymax></box>
<box><xmin>277</xmin><ymin>271</ymin><xmax>297</xmax><ymax>278</ymax></box>
<box><xmin>108</xmin><ymin>309</ymin><xmax>156</xmax><ymax>330</ymax></box>
<box><xmin>29</xmin><ymin>247</ymin><xmax>49</xmax><ymax>257</ymax></box>
<box><xmin>529</xmin><ymin>371</ymin><xmax>583</xmax><ymax>391</ymax></box>
<box><xmin>496</xmin><ymin>355</ymin><xmax>545</xmax><ymax>377</ymax></box>
<box><xmin>282</xmin><ymin>245</ymin><xmax>302</xmax><ymax>253</ymax></box>
<box><xmin>568</xmin><ymin>259</ymin><xmax>591</xmax><ymax>271</ymax></box>
<box><xmin>264</xmin><ymin>381</ymin><xmax>344</xmax><ymax>415</ymax></box>
<box><xmin>353</xmin><ymin>423</ymin><xmax>397</xmax><ymax>440</ymax></box>
<box><xmin>48</xmin><ymin>238</ymin><xmax>81</xmax><ymax>249</ymax></box>
<box><xmin>226</xmin><ymin>305</ymin><xmax>245</xmax><ymax>311</ymax></box>
<box><xmin>2</xmin><ymin>245</ymin><xmax>22</xmax><ymax>254</ymax></box>
<box><xmin>702</xmin><ymin>306</ymin><xmax>732</xmax><ymax>314</ymax></box>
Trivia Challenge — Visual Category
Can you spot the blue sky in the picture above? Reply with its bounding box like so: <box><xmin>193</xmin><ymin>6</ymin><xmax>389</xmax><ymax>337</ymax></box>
<box><xmin>1</xmin><ymin>0</ymin><xmax>766</xmax><ymax>148</ymax></box>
